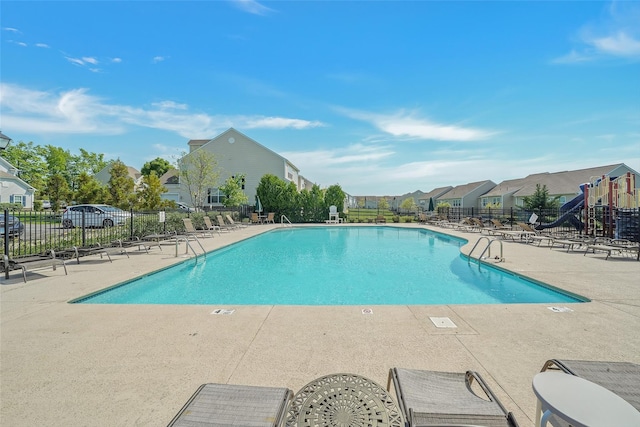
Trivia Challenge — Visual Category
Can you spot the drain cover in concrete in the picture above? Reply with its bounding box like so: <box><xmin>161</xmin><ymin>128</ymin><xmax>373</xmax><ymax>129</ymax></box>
<box><xmin>211</xmin><ymin>309</ymin><xmax>235</xmax><ymax>315</ymax></box>
<box><xmin>547</xmin><ymin>306</ymin><xmax>573</xmax><ymax>313</ymax></box>
<box><xmin>429</xmin><ymin>317</ymin><xmax>457</xmax><ymax>328</ymax></box>
<box><xmin>362</xmin><ymin>308</ymin><xmax>373</xmax><ymax>315</ymax></box>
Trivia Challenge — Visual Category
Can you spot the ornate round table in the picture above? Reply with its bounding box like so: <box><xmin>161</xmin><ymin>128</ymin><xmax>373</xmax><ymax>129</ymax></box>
<box><xmin>285</xmin><ymin>373</ymin><xmax>404</xmax><ymax>427</ymax></box>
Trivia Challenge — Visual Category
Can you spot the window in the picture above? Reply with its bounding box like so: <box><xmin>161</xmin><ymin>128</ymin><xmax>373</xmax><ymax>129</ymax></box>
<box><xmin>452</xmin><ymin>199</ymin><xmax>461</xmax><ymax>207</ymax></box>
<box><xmin>287</xmin><ymin>172</ymin><xmax>293</xmax><ymax>180</ymax></box>
<box><xmin>11</xmin><ymin>195</ymin><xmax>24</xmax><ymax>206</ymax></box>
<box><xmin>206</xmin><ymin>188</ymin><xmax>225</xmax><ymax>204</ymax></box>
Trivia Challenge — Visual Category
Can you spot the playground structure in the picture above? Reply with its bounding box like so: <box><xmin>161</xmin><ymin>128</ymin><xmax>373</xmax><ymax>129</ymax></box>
<box><xmin>583</xmin><ymin>172</ymin><xmax>639</xmax><ymax>238</ymax></box>
<box><xmin>535</xmin><ymin>172</ymin><xmax>639</xmax><ymax>240</ymax></box>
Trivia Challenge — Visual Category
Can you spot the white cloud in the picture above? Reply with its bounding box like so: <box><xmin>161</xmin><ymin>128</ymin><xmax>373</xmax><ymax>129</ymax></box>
<box><xmin>589</xmin><ymin>31</ymin><xmax>640</xmax><ymax>57</ymax></box>
<box><xmin>0</xmin><ymin>83</ymin><xmax>325</xmax><ymax>139</ymax></box>
<box><xmin>243</xmin><ymin>117</ymin><xmax>324</xmax><ymax>129</ymax></box>
<box><xmin>554</xmin><ymin>3</ymin><xmax>640</xmax><ymax>63</ymax></box>
<box><xmin>111</xmin><ymin>57</ymin><xmax>122</xmax><ymax>63</ymax></box>
<box><xmin>337</xmin><ymin>107</ymin><xmax>495</xmax><ymax>142</ymax></box>
<box><xmin>82</xmin><ymin>57</ymin><xmax>99</xmax><ymax>65</ymax></box>
<box><xmin>3</xmin><ymin>27</ymin><xmax>21</xmax><ymax>34</ymax></box>
<box><xmin>153</xmin><ymin>56</ymin><xmax>168</xmax><ymax>63</ymax></box>
<box><xmin>552</xmin><ymin>49</ymin><xmax>594</xmax><ymax>64</ymax></box>
<box><xmin>35</xmin><ymin>43</ymin><xmax>49</xmax><ymax>48</ymax></box>
<box><xmin>229</xmin><ymin>0</ymin><xmax>274</xmax><ymax>16</ymax></box>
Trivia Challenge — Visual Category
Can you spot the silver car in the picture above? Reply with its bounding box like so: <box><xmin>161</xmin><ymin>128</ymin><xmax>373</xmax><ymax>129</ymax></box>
<box><xmin>61</xmin><ymin>204</ymin><xmax>130</xmax><ymax>228</ymax></box>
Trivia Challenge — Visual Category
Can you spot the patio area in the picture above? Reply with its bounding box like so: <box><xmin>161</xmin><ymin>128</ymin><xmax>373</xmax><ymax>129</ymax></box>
<box><xmin>1</xmin><ymin>223</ymin><xmax>639</xmax><ymax>426</ymax></box>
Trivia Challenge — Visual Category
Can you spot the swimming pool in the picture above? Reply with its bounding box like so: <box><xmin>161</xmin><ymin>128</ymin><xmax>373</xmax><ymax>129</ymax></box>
<box><xmin>74</xmin><ymin>227</ymin><xmax>584</xmax><ymax>305</ymax></box>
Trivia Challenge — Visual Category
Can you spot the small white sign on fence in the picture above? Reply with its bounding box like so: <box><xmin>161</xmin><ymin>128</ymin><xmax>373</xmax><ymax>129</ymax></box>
<box><xmin>159</xmin><ymin>211</ymin><xmax>166</xmax><ymax>223</ymax></box>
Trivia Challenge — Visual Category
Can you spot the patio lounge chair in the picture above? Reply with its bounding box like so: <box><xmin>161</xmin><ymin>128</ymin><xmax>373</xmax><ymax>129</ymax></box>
<box><xmin>584</xmin><ymin>238</ymin><xmax>640</xmax><ymax>260</ymax></box>
<box><xmin>225</xmin><ymin>214</ymin><xmax>248</xmax><ymax>228</ymax></box>
<box><xmin>167</xmin><ymin>383</ymin><xmax>293</xmax><ymax>427</ymax></box>
<box><xmin>387</xmin><ymin>368</ymin><xmax>519</xmax><ymax>427</ymax></box>
<box><xmin>67</xmin><ymin>242</ymin><xmax>129</xmax><ymax>264</ymax></box>
<box><xmin>251</xmin><ymin>212</ymin><xmax>263</xmax><ymax>224</ymax></box>
<box><xmin>540</xmin><ymin>359</ymin><xmax>640</xmax><ymax>423</ymax></box>
<box><xmin>202</xmin><ymin>216</ymin><xmax>223</xmax><ymax>234</ymax></box>
<box><xmin>182</xmin><ymin>218</ymin><xmax>214</xmax><ymax>238</ymax></box>
<box><xmin>264</xmin><ymin>212</ymin><xmax>275</xmax><ymax>224</ymax></box>
<box><xmin>3</xmin><ymin>250</ymin><xmax>68</xmax><ymax>283</ymax></box>
<box><xmin>215</xmin><ymin>215</ymin><xmax>237</xmax><ymax>231</ymax></box>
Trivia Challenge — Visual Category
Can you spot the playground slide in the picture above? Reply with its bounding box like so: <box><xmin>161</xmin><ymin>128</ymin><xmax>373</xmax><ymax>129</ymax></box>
<box><xmin>535</xmin><ymin>193</ymin><xmax>585</xmax><ymax>231</ymax></box>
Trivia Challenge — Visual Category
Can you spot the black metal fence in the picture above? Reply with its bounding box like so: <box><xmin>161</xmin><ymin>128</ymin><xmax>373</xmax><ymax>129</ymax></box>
<box><xmin>1</xmin><ymin>207</ymin><xmax>250</xmax><ymax>259</ymax></box>
<box><xmin>3</xmin><ymin>205</ymin><xmax>639</xmax><ymax>259</ymax></box>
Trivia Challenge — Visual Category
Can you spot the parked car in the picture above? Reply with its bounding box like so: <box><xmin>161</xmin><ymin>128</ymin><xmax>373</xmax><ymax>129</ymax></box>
<box><xmin>61</xmin><ymin>204</ymin><xmax>130</xmax><ymax>228</ymax></box>
<box><xmin>177</xmin><ymin>202</ymin><xmax>196</xmax><ymax>213</ymax></box>
<box><xmin>41</xmin><ymin>200</ymin><xmax>52</xmax><ymax>209</ymax></box>
<box><xmin>0</xmin><ymin>214</ymin><xmax>24</xmax><ymax>237</ymax></box>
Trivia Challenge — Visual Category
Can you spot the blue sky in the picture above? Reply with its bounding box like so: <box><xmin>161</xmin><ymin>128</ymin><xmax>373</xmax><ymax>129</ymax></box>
<box><xmin>1</xmin><ymin>0</ymin><xmax>639</xmax><ymax>195</ymax></box>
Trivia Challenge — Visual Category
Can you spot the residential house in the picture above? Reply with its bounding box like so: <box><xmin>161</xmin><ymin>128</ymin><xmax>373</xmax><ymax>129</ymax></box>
<box><xmin>94</xmin><ymin>163</ymin><xmax>144</xmax><ymax>190</ymax></box>
<box><xmin>418</xmin><ymin>186</ymin><xmax>453</xmax><ymax>211</ymax></box>
<box><xmin>437</xmin><ymin>180</ymin><xmax>496</xmax><ymax>209</ymax></box>
<box><xmin>0</xmin><ymin>156</ymin><xmax>36</xmax><ymax>209</ymax></box>
<box><xmin>480</xmin><ymin>164</ymin><xmax>639</xmax><ymax>209</ymax></box>
<box><xmin>392</xmin><ymin>190</ymin><xmax>425</xmax><ymax>212</ymax></box>
<box><xmin>175</xmin><ymin>128</ymin><xmax>303</xmax><ymax>208</ymax></box>
<box><xmin>159</xmin><ymin>169</ymin><xmax>181</xmax><ymax>203</ymax></box>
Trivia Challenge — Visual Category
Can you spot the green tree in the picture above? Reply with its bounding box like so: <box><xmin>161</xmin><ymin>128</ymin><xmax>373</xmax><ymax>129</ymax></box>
<box><xmin>107</xmin><ymin>160</ymin><xmax>135</xmax><ymax>209</ymax></box>
<box><xmin>141</xmin><ymin>157</ymin><xmax>174</xmax><ymax>178</ymax></box>
<box><xmin>522</xmin><ymin>184</ymin><xmax>560</xmax><ymax>210</ymax></box>
<box><xmin>306</xmin><ymin>184</ymin><xmax>325</xmax><ymax>221</ymax></box>
<box><xmin>378</xmin><ymin>197</ymin><xmax>389</xmax><ymax>211</ymax></box>
<box><xmin>256</xmin><ymin>174</ymin><xmax>286</xmax><ymax>213</ymax></box>
<box><xmin>325</xmin><ymin>184</ymin><xmax>346</xmax><ymax>213</ymax></box>
<box><xmin>179</xmin><ymin>150</ymin><xmax>219</xmax><ymax>210</ymax></box>
<box><xmin>136</xmin><ymin>171</ymin><xmax>168</xmax><ymax>210</ymax></box>
<box><xmin>73</xmin><ymin>148</ymin><xmax>108</xmax><ymax>175</ymax></box>
<box><xmin>74</xmin><ymin>172</ymin><xmax>107</xmax><ymax>204</ymax></box>
<box><xmin>1</xmin><ymin>141</ymin><xmax>47</xmax><ymax>191</ymax></box>
<box><xmin>220</xmin><ymin>174</ymin><xmax>248</xmax><ymax>208</ymax></box>
<box><xmin>400</xmin><ymin>197</ymin><xmax>416</xmax><ymax>213</ymax></box>
<box><xmin>46</xmin><ymin>174</ymin><xmax>71</xmax><ymax>211</ymax></box>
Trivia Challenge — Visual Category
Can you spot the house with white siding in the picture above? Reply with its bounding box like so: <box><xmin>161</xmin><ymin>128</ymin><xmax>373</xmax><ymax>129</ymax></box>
<box><xmin>174</xmin><ymin>128</ymin><xmax>304</xmax><ymax>208</ymax></box>
<box><xmin>437</xmin><ymin>180</ymin><xmax>496</xmax><ymax>208</ymax></box>
<box><xmin>0</xmin><ymin>156</ymin><xmax>36</xmax><ymax>209</ymax></box>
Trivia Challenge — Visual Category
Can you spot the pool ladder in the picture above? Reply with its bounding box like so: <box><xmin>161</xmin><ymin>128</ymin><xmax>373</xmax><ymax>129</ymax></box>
<box><xmin>175</xmin><ymin>235</ymin><xmax>206</xmax><ymax>263</ymax></box>
<box><xmin>280</xmin><ymin>215</ymin><xmax>293</xmax><ymax>227</ymax></box>
<box><xmin>467</xmin><ymin>236</ymin><xmax>504</xmax><ymax>266</ymax></box>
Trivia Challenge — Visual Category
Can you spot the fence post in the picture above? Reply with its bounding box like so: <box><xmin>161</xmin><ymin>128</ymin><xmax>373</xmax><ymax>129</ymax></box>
<box><xmin>81</xmin><ymin>211</ymin><xmax>86</xmax><ymax>247</ymax></box>
<box><xmin>130</xmin><ymin>207</ymin><xmax>134</xmax><ymax>239</ymax></box>
<box><xmin>3</xmin><ymin>209</ymin><xmax>9</xmax><ymax>279</ymax></box>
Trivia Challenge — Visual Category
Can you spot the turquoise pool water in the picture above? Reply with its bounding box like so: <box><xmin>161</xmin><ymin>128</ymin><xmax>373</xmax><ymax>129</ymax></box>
<box><xmin>75</xmin><ymin>227</ymin><xmax>583</xmax><ymax>305</ymax></box>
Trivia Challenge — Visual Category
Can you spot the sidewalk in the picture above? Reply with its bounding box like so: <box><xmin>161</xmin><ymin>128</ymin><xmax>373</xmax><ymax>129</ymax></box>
<box><xmin>1</xmin><ymin>223</ymin><xmax>639</xmax><ymax>426</ymax></box>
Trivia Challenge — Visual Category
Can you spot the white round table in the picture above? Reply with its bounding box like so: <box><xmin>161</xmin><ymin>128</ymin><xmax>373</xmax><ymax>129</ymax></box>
<box><xmin>532</xmin><ymin>372</ymin><xmax>640</xmax><ymax>427</ymax></box>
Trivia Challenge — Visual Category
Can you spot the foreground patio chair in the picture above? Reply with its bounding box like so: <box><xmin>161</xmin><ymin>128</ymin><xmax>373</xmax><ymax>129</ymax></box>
<box><xmin>167</xmin><ymin>383</ymin><xmax>293</xmax><ymax>427</ymax></box>
<box><xmin>541</xmin><ymin>359</ymin><xmax>640</xmax><ymax>411</ymax></box>
<box><xmin>387</xmin><ymin>368</ymin><xmax>519</xmax><ymax>427</ymax></box>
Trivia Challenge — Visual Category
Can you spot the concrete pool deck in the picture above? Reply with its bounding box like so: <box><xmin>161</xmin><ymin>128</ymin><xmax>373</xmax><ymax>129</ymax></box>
<box><xmin>1</xmin><ymin>223</ymin><xmax>639</xmax><ymax>426</ymax></box>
